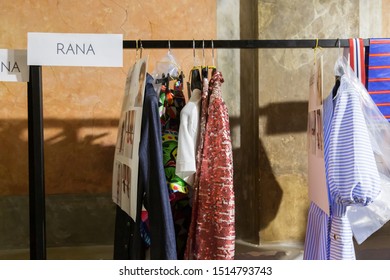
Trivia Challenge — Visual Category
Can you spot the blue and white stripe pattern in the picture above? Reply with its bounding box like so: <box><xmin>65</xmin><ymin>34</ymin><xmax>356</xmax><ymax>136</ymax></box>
<box><xmin>304</xmin><ymin>74</ymin><xmax>380</xmax><ymax>260</ymax></box>
<box><xmin>327</xmin><ymin>75</ymin><xmax>380</xmax><ymax>260</ymax></box>
<box><xmin>303</xmin><ymin>91</ymin><xmax>334</xmax><ymax>260</ymax></box>
<box><xmin>303</xmin><ymin>202</ymin><xmax>330</xmax><ymax>260</ymax></box>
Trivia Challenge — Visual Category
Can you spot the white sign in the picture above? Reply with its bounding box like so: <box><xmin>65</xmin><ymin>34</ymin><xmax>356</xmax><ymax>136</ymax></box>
<box><xmin>27</xmin><ymin>32</ymin><xmax>123</xmax><ymax>67</ymax></box>
<box><xmin>0</xmin><ymin>49</ymin><xmax>29</xmax><ymax>82</ymax></box>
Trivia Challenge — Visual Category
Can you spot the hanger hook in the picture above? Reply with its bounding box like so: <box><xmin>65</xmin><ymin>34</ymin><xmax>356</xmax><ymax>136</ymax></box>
<box><xmin>168</xmin><ymin>40</ymin><xmax>171</xmax><ymax>54</ymax></box>
<box><xmin>313</xmin><ymin>38</ymin><xmax>322</xmax><ymax>64</ymax></box>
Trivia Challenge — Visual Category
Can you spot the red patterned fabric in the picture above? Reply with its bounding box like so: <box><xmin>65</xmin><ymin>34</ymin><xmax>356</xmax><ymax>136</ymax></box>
<box><xmin>185</xmin><ymin>71</ymin><xmax>235</xmax><ymax>260</ymax></box>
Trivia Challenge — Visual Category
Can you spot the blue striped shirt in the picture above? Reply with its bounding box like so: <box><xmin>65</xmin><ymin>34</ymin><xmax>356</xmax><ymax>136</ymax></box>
<box><xmin>304</xmin><ymin>74</ymin><xmax>380</xmax><ymax>260</ymax></box>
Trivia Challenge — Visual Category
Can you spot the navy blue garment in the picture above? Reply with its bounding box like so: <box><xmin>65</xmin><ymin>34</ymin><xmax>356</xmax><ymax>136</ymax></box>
<box><xmin>113</xmin><ymin>205</ymin><xmax>144</xmax><ymax>259</ymax></box>
<box><xmin>114</xmin><ymin>74</ymin><xmax>177</xmax><ymax>260</ymax></box>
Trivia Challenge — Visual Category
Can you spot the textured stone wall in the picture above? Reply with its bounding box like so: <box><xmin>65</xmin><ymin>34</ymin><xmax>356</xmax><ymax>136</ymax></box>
<box><xmin>0</xmin><ymin>0</ymin><xmax>216</xmax><ymax>249</ymax></box>
<box><xmin>384</xmin><ymin>0</ymin><xmax>390</xmax><ymax>37</ymax></box>
<box><xmin>0</xmin><ymin>0</ymin><xmax>216</xmax><ymax>196</ymax></box>
<box><xmin>257</xmin><ymin>0</ymin><xmax>360</xmax><ymax>243</ymax></box>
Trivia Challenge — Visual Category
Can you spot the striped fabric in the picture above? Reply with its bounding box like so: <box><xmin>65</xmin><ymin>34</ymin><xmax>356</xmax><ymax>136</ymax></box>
<box><xmin>367</xmin><ymin>38</ymin><xmax>390</xmax><ymax>120</ymax></box>
<box><xmin>347</xmin><ymin>38</ymin><xmax>366</xmax><ymax>86</ymax></box>
<box><xmin>304</xmin><ymin>86</ymin><xmax>334</xmax><ymax>260</ymax></box>
<box><xmin>327</xmin><ymin>75</ymin><xmax>380</xmax><ymax>260</ymax></box>
<box><xmin>304</xmin><ymin>72</ymin><xmax>380</xmax><ymax>260</ymax></box>
<box><xmin>303</xmin><ymin>202</ymin><xmax>330</xmax><ymax>260</ymax></box>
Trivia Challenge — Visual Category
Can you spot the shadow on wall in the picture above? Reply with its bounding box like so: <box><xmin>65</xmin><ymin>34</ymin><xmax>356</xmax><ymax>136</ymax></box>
<box><xmin>0</xmin><ymin>118</ymin><xmax>119</xmax><ymax>250</ymax></box>
<box><xmin>1</xmin><ymin>101</ymin><xmax>309</xmax><ymax>248</ymax></box>
<box><xmin>259</xmin><ymin>102</ymin><xmax>308</xmax><ymax>135</ymax></box>
<box><xmin>232</xmin><ymin>100</ymin><xmax>308</xmax><ymax>243</ymax></box>
<box><xmin>0</xmin><ymin>118</ymin><xmax>118</xmax><ymax>195</ymax></box>
<box><xmin>258</xmin><ymin>101</ymin><xmax>308</xmax><ymax>230</ymax></box>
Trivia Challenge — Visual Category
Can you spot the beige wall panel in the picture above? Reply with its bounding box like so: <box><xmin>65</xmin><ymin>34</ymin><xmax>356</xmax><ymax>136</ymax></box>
<box><xmin>257</xmin><ymin>0</ymin><xmax>359</xmax><ymax>243</ymax></box>
<box><xmin>0</xmin><ymin>0</ymin><xmax>216</xmax><ymax>195</ymax></box>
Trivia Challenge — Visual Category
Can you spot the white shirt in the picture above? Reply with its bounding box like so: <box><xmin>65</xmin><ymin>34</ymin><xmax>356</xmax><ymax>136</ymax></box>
<box><xmin>175</xmin><ymin>89</ymin><xmax>201</xmax><ymax>186</ymax></box>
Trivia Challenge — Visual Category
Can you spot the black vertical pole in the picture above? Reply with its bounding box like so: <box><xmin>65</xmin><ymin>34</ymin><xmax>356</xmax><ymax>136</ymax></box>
<box><xmin>27</xmin><ymin>65</ymin><xmax>46</xmax><ymax>260</ymax></box>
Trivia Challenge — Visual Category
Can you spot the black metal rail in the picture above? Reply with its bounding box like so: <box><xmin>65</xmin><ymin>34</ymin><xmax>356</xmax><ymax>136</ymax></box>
<box><xmin>26</xmin><ymin>38</ymin><xmax>369</xmax><ymax>259</ymax></box>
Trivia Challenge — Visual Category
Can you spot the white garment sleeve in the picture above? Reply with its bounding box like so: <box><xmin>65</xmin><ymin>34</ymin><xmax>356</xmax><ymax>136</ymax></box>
<box><xmin>176</xmin><ymin>93</ymin><xmax>200</xmax><ymax>186</ymax></box>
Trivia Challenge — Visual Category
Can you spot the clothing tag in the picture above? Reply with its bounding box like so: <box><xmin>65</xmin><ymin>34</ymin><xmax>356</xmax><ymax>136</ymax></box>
<box><xmin>27</xmin><ymin>32</ymin><xmax>123</xmax><ymax>67</ymax></box>
<box><xmin>0</xmin><ymin>49</ymin><xmax>29</xmax><ymax>82</ymax></box>
<box><xmin>307</xmin><ymin>54</ymin><xmax>329</xmax><ymax>215</ymax></box>
<box><xmin>112</xmin><ymin>56</ymin><xmax>149</xmax><ymax>219</ymax></box>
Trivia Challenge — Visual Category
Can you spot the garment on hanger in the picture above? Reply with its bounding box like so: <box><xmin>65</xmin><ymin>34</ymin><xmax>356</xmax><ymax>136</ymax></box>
<box><xmin>139</xmin><ymin>73</ymin><xmax>178</xmax><ymax>259</ymax></box>
<box><xmin>304</xmin><ymin>57</ymin><xmax>381</xmax><ymax>260</ymax></box>
<box><xmin>114</xmin><ymin>72</ymin><xmax>177</xmax><ymax>260</ymax></box>
<box><xmin>367</xmin><ymin>38</ymin><xmax>390</xmax><ymax>120</ymax></box>
<box><xmin>176</xmin><ymin>86</ymin><xmax>202</xmax><ymax>186</ymax></box>
<box><xmin>342</xmin><ymin>39</ymin><xmax>390</xmax><ymax>244</ymax></box>
<box><xmin>185</xmin><ymin>71</ymin><xmax>235</xmax><ymax>260</ymax></box>
<box><xmin>185</xmin><ymin>73</ymin><xmax>210</xmax><ymax>260</ymax></box>
<box><xmin>112</xmin><ymin>57</ymin><xmax>147</xmax><ymax>220</ymax></box>
<box><xmin>159</xmin><ymin>77</ymin><xmax>192</xmax><ymax>259</ymax></box>
<box><xmin>113</xmin><ymin>57</ymin><xmax>148</xmax><ymax>260</ymax></box>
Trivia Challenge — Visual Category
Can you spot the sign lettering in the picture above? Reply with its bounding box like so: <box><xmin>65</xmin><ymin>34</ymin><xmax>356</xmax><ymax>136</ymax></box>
<box><xmin>0</xmin><ymin>49</ymin><xmax>29</xmax><ymax>82</ymax></box>
<box><xmin>28</xmin><ymin>32</ymin><xmax>123</xmax><ymax>67</ymax></box>
<box><xmin>56</xmin><ymin>43</ymin><xmax>96</xmax><ymax>55</ymax></box>
<box><xmin>1</xmin><ymin>61</ymin><xmax>21</xmax><ymax>73</ymax></box>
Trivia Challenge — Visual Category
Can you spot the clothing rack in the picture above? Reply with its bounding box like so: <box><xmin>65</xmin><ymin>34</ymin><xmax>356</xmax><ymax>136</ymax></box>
<box><xmin>122</xmin><ymin>39</ymin><xmax>369</xmax><ymax>49</ymax></box>
<box><xmin>26</xmin><ymin>38</ymin><xmax>369</xmax><ymax>259</ymax></box>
